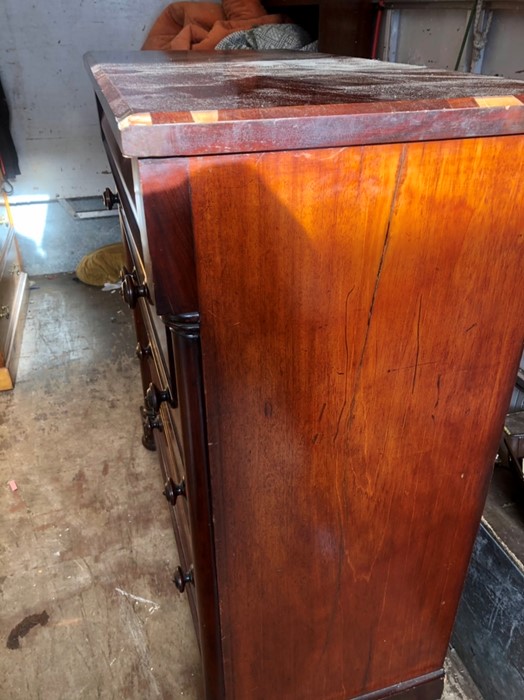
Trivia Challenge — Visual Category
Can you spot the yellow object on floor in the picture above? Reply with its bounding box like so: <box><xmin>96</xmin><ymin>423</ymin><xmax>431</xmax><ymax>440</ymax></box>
<box><xmin>76</xmin><ymin>242</ymin><xmax>124</xmax><ymax>286</ymax></box>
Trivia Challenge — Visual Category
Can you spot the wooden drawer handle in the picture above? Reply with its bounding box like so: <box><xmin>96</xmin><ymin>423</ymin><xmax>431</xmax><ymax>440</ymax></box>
<box><xmin>145</xmin><ymin>382</ymin><xmax>172</xmax><ymax>413</ymax></box>
<box><xmin>102</xmin><ymin>187</ymin><xmax>120</xmax><ymax>210</ymax></box>
<box><xmin>120</xmin><ymin>267</ymin><xmax>149</xmax><ymax>309</ymax></box>
<box><xmin>135</xmin><ymin>342</ymin><xmax>152</xmax><ymax>361</ymax></box>
<box><xmin>163</xmin><ymin>478</ymin><xmax>186</xmax><ymax>505</ymax></box>
<box><xmin>173</xmin><ymin>566</ymin><xmax>193</xmax><ymax>593</ymax></box>
<box><xmin>140</xmin><ymin>405</ymin><xmax>162</xmax><ymax>451</ymax></box>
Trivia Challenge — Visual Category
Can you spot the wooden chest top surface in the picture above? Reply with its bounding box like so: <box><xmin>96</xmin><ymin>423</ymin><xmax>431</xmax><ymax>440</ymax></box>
<box><xmin>86</xmin><ymin>51</ymin><xmax>524</xmax><ymax>157</ymax></box>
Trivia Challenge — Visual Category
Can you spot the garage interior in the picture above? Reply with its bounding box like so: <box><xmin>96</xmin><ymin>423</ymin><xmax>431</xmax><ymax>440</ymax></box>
<box><xmin>1</xmin><ymin>2</ymin><xmax>523</xmax><ymax>699</ymax></box>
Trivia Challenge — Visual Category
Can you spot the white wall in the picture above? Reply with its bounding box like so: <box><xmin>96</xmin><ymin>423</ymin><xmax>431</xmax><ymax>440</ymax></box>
<box><xmin>2</xmin><ymin>1</ymin><xmax>523</xmax><ymax>273</ymax></box>
<box><xmin>0</xmin><ymin>0</ymin><xmax>171</xmax><ymax>198</ymax></box>
<box><xmin>381</xmin><ymin>9</ymin><xmax>471</xmax><ymax>70</ymax></box>
<box><xmin>481</xmin><ymin>12</ymin><xmax>524</xmax><ymax>78</ymax></box>
<box><xmin>379</xmin><ymin>7</ymin><xmax>524</xmax><ymax>79</ymax></box>
<box><xmin>2</xmin><ymin>1</ymin><xmax>522</xmax><ymax>201</ymax></box>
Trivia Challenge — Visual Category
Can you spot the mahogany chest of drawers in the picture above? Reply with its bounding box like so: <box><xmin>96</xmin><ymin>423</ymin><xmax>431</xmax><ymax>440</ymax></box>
<box><xmin>86</xmin><ymin>51</ymin><xmax>524</xmax><ymax>700</ymax></box>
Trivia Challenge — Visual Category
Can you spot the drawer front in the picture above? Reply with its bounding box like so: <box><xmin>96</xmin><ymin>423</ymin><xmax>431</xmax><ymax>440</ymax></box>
<box><xmin>125</xmin><ymin>246</ymin><xmax>193</xmax><ymax>554</ymax></box>
<box><xmin>100</xmin><ymin>113</ymin><xmax>136</xmax><ymax>211</ymax></box>
<box><xmin>152</xmin><ymin>403</ymin><xmax>192</xmax><ymax>551</ymax></box>
<box><xmin>165</xmin><ymin>315</ymin><xmax>224</xmax><ymax>694</ymax></box>
<box><xmin>137</xmin><ymin>296</ymin><xmax>184</xmax><ymax>454</ymax></box>
<box><xmin>139</xmin><ymin>327</ymin><xmax>199</xmax><ymax>622</ymax></box>
<box><xmin>147</xmin><ymin>398</ymin><xmax>199</xmax><ymax>627</ymax></box>
<box><xmin>133</xmin><ymin>283</ymin><xmax>220</xmax><ymax>669</ymax></box>
<box><xmin>111</xmin><ymin>151</ymin><xmax>223</xmax><ymax>696</ymax></box>
<box><xmin>120</xmin><ymin>219</ymin><xmax>185</xmax><ymax>458</ymax></box>
<box><xmin>101</xmin><ymin>117</ymin><xmax>157</xmax><ymax>310</ymax></box>
<box><xmin>118</xmin><ymin>206</ymin><xmax>154</xmax><ymax>308</ymax></box>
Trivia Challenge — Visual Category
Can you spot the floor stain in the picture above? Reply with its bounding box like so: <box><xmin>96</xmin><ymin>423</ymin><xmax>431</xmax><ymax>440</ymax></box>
<box><xmin>7</xmin><ymin>611</ymin><xmax>50</xmax><ymax>650</ymax></box>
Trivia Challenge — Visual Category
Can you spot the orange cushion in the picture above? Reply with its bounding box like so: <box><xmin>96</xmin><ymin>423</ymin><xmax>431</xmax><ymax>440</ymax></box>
<box><xmin>142</xmin><ymin>2</ymin><xmax>225</xmax><ymax>50</ymax></box>
<box><xmin>222</xmin><ymin>0</ymin><xmax>267</xmax><ymax>21</ymax></box>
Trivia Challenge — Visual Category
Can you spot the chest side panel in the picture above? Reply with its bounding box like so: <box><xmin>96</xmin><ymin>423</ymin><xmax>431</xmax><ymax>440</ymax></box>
<box><xmin>189</xmin><ymin>137</ymin><xmax>524</xmax><ymax>700</ymax></box>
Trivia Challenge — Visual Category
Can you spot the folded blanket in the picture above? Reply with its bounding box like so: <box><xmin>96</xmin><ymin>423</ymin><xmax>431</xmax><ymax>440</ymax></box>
<box><xmin>142</xmin><ymin>0</ymin><xmax>290</xmax><ymax>51</ymax></box>
<box><xmin>76</xmin><ymin>243</ymin><xmax>124</xmax><ymax>287</ymax></box>
<box><xmin>215</xmin><ymin>23</ymin><xmax>317</xmax><ymax>51</ymax></box>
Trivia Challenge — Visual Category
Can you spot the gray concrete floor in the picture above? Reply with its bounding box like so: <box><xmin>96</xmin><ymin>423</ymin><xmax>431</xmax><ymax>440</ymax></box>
<box><xmin>0</xmin><ymin>274</ymin><xmax>202</xmax><ymax>699</ymax></box>
<box><xmin>0</xmin><ymin>274</ymin><xmax>482</xmax><ymax>700</ymax></box>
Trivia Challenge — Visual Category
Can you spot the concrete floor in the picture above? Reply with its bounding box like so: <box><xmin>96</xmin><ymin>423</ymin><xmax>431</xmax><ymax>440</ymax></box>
<box><xmin>0</xmin><ymin>274</ymin><xmax>202</xmax><ymax>699</ymax></box>
<box><xmin>0</xmin><ymin>274</ymin><xmax>482</xmax><ymax>699</ymax></box>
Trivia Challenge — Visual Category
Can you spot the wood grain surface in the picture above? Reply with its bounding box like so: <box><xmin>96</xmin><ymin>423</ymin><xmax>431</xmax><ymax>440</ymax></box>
<box><xmin>188</xmin><ymin>135</ymin><xmax>524</xmax><ymax>699</ymax></box>
<box><xmin>85</xmin><ymin>52</ymin><xmax>524</xmax><ymax>158</ymax></box>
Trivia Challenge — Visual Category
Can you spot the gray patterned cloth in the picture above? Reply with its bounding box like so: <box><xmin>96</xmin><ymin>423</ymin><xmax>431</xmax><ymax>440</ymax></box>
<box><xmin>215</xmin><ymin>23</ymin><xmax>318</xmax><ymax>52</ymax></box>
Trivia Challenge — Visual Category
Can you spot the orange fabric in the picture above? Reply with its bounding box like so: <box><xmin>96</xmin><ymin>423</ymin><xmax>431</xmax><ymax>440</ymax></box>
<box><xmin>222</xmin><ymin>0</ymin><xmax>266</xmax><ymax>20</ymax></box>
<box><xmin>142</xmin><ymin>1</ymin><xmax>288</xmax><ymax>51</ymax></box>
<box><xmin>142</xmin><ymin>3</ymin><xmax>224</xmax><ymax>50</ymax></box>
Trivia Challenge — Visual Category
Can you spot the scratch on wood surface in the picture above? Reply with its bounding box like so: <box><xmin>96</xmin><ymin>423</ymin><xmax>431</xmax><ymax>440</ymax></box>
<box><xmin>387</xmin><ymin>361</ymin><xmax>437</xmax><ymax>374</ymax></box>
<box><xmin>434</xmin><ymin>373</ymin><xmax>442</xmax><ymax>409</ymax></box>
<box><xmin>333</xmin><ymin>287</ymin><xmax>355</xmax><ymax>442</ymax></box>
<box><xmin>412</xmin><ymin>295</ymin><xmax>423</xmax><ymax>394</ymax></box>
<box><xmin>365</xmin><ymin>144</ymin><xmax>407</xmax><ymax>332</ymax></box>
<box><xmin>334</xmin><ymin>145</ymin><xmax>407</xmax><ymax>444</ymax></box>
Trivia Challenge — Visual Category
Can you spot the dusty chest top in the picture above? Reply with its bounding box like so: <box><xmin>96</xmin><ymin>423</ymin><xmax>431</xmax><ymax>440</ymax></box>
<box><xmin>85</xmin><ymin>50</ymin><xmax>524</xmax><ymax>158</ymax></box>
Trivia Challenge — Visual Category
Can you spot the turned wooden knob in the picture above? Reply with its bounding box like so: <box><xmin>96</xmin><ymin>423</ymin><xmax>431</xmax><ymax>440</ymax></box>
<box><xmin>140</xmin><ymin>404</ymin><xmax>163</xmax><ymax>449</ymax></box>
<box><xmin>135</xmin><ymin>343</ymin><xmax>152</xmax><ymax>361</ymax></box>
<box><xmin>145</xmin><ymin>382</ymin><xmax>171</xmax><ymax>414</ymax></box>
<box><xmin>120</xmin><ymin>267</ymin><xmax>148</xmax><ymax>309</ymax></box>
<box><xmin>173</xmin><ymin>566</ymin><xmax>193</xmax><ymax>593</ymax></box>
<box><xmin>163</xmin><ymin>478</ymin><xmax>186</xmax><ymax>505</ymax></box>
<box><xmin>102</xmin><ymin>187</ymin><xmax>120</xmax><ymax>210</ymax></box>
